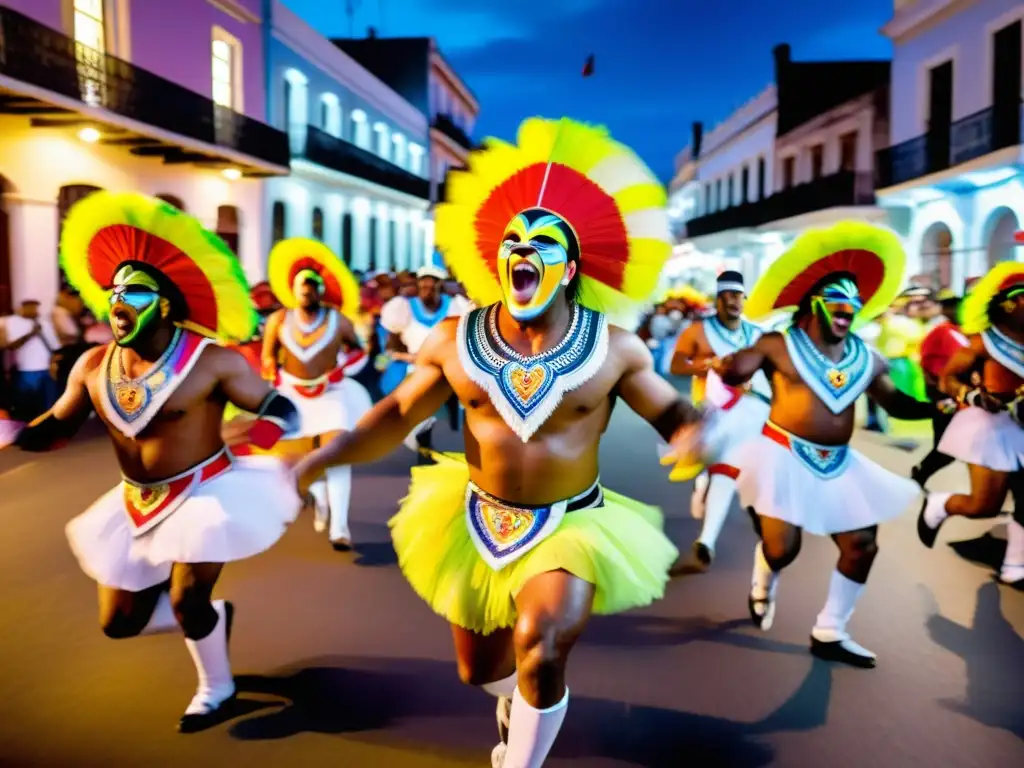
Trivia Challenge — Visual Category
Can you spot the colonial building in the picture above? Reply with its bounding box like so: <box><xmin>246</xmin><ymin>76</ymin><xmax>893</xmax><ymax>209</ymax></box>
<box><xmin>264</xmin><ymin>3</ymin><xmax>431</xmax><ymax>276</ymax></box>
<box><xmin>0</xmin><ymin>0</ymin><xmax>289</xmax><ymax>313</ymax></box>
<box><xmin>876</xmin><ymin>0</ymin><xmax>1024</xmax><ymax>289</ymax></box>
<box><xmin>669</xmin><ymin>45</ymin><xmax>891</xmax><ymax>285</ymax></box>
<box><xmin>331</xmin><ymin>35</ymin><xmax>479</xmax><ymax>205</ymax></box>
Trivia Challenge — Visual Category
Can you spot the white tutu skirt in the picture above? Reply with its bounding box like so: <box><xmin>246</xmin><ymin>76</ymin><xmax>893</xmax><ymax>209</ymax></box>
<box><xmin>281</xmin><ymin>378</ymin><xmax>373</xmax><ymax>439</ymax></box>
<box><xmin>938</xmin><ymin>407</ymin><xmax>1024</xmax><ymax>473</ymax></box>
<box><xmin>702</xmin><ymin>395</ymin><xmax>771</xmax><ymax>466</ymax></box>
<box><xmin>66</xmin><ymin>456</ymin><xmax>302</xmax><ymax>592</ymax></box>
<box><xmin>734</xmin><ymin>434</ymin><xmax>920</xmax><ymax>536</ymax></box>
<box><xmin>0</xmin><ymin>418</ymin><xmax>24</xmax><ymax>449</ymax></box>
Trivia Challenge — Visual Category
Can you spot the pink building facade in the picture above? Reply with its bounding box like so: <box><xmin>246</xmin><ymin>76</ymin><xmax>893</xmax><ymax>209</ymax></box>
<box><xmin>0</xmin><ymin>0</ymin><xmax>286</xmax><ymax>311</ymax></box>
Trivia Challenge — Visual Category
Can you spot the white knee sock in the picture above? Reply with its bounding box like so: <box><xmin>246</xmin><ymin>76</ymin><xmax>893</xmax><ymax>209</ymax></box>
<box><xmin>698</xmin><ymin>474</ymin><xmax>737</xmax><ymax>551</ymax></box>
<box><xmin>694</xmin><ymin>471</ymin><xmax>709</xmax><ymax>496</ymax></box>
<box><xmin>183</xmin><ymin>601</ymin><xmax>235</xmax><ymax>715</ymax></box>
<box><xmin>750</xmin><ymin>541</ymin><xmax>778</xmax><ymax>601</ymax></box>
<box><xmin>502</xmin><ymin>686</ymin><xmax>569</xmax><ymax>768</ymax></box>
<box><xmin>1001</xmin><ymin>519</ymin><xmax>1024</xmax><ymax>583</ymax></box>
<box><xmin>812</xmin><ymin>570</ymin><xmax>865</xmax><ymax>642</ymax></box>
<box><xmin>482</xmin><ymin>671</ymin><xmax>518</xmax><ymax>698</ymax></box>
<box><xmin>309</xmin><ymin>479</ymin><xmax>329</xmax><ymax>531</ymax></box>
<box><xmin>923</xmin><ymin>491</ymin><xmax>952</xmax><ymax>529</ymax></box>
<box><xmin>141</xmin><ymin>592</ymin><xmax>177</xmax><ymax>635</ymax></box>
<box><xmin>325</xmin><ymin>464</ymin><xmax>353</xmax><ymax>542</ymax></box>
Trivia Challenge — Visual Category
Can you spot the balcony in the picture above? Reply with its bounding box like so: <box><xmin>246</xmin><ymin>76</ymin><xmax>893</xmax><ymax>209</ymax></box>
<box><xmin>301</xmin><ymin>125</ymin><xmax>430</xmax><ymax>200</ymax></box>
<box><xmin>431</xmin><ymin>113</ymin><xmax>473</xmax><ymax>151</ymax></box>
<box><xmin>876</xmin><ymin>101</ymin><xmax>1023</xmax><ymax>188</ymax></box>
<box><xmin>0</xmin><ymin>8</ymin><xmax>289</xmax><ymax>173</ymax></box>
<box><xmin>685</xmin><ymin>171</ymin><xmax>875</xmax><ymax>238</ymax></box>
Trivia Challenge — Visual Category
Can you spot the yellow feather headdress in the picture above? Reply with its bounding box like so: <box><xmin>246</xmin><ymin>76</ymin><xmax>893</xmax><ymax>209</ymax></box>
<box><xmin>960</xmin><ymin>260</ymin><xmax>1024</xmax><ymax>334</ymax></box>
<box><xmin>745</xmin><ymin>221</ymin><xmax>906</xmax><ymax>329</ymax></box>
<box><xmin>435</xmin><ymin>117</ymin><xmax>672</xmax><ymax>325</ymax></box>
<box><xmin>267</xmin><ymin>238</ymin><xmax>361</xmax><ymax>320</ymax></box>
<box><xmin>59</xmin><ymin>191</ymin><xmax>257</xmax><ymax>342</ymax></box>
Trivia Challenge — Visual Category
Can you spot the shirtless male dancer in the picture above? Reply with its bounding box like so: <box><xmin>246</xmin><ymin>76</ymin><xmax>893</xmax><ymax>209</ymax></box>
<box><xmin>10</xmin><ymin>192</ymin><xmax>302</xmax><ymax>730</ymax></box>
<box><xmin>667</xmin><ymin>270</ymin><xmax>770</xmax><ymax>570</ymax></box>
<box><xmin>260</xmin><ymin>238</ymin><xmax>371</xmax><ymax>550</ymax></box>
<box><xmin>918</xmin><ymin>260</ymin><xmax>1024</xmax><ymax>587</ymax></box>
<box><xmin>292</xmin><ymin>118</ymin><xmax>701</xmax><ymax>767</ymax></box>
<box><xmin>711</xmin><ymin>222</ymin><xmax>932</xmax><ymax>667</ymax></box>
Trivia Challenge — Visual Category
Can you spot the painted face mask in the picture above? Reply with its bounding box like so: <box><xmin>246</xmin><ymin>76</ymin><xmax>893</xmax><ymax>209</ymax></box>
<box><xmin>108</xmin><ymin>264</ymin><xmax>162</xmax><ymax>346</ymax></box>
<box><xmin>811</xmin><ymin>277</ymin><xmax>863</xmax><ymax>335</ymax></box>
<box><xmin>497</xmin><ymin>208</ymin><xmax>577</xmax><ymax>321</ymax></box>
<box><xmin>293</xmin><ymin>268</ymin><xmax>325</xmax><ymax>301</ymax></box>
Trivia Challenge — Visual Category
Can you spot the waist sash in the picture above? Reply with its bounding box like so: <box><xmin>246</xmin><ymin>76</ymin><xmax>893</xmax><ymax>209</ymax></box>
<box><xmin>278</xmin><ymin>368</ymin><xmax>345</xmax><ymax>399</ymax></box>
<box><xmin>466</xmin><ymin>480</ymin><xmax>604</xmax><ymax>571</ymax></box>
<box><xmin>122</xmin><ymin>448</ymin><xmax>234</xmax><ymax>536</ymax></box>
<box><xmin>762</xmin><ymin>422</ymin><xmax>850</xmax><ymax>480</ymax></box>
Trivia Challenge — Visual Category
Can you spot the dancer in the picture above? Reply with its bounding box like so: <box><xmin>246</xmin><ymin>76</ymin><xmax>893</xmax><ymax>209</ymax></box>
<box><xmin>379</xmin><ymin>251</ymin><xmax>469</xmax><ymax>456</ymax></box>
<box><xmin>8</xmin><ymin>192</ymin><xmax>302</xmax><ymax>730</ymax></box>
<box><xmin>668</xmin><ymin>271</ymin><xmax>769</xmax><ymax>568</ymax></box>
<box><xmin>716</xmin><ymin>221</ymin><xmax>931</xmax><ymax>667</ymax></box>
<box><xmin>911</xmin><ymin>291</ymin><xmax>967</xmax><ymax>488</ymax></box>
<box><xmin>292</xmin><ymin>118</ymin><xmax>700</xmax><ymax>767</ymax></box>
<box><xmin>261</xmin><ymin>238</ymin><xmax>371</xmax><ymax>550</ymax></box>
<box><xmin>918</xmin><ymin>261</ymin><xmax>1024</xmax><ymax>587</ymax></box>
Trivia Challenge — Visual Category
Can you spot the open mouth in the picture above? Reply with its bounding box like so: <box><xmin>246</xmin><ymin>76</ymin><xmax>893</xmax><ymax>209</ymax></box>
<box><xmin>111</xmin><ymin>305</ymin><xmax>137</xmax><ymax>335</ymax></box>
<box><xmin>832</xmin><ymin>314</ymin><xmax>853</xmax><ymax>332</ymax></box>
<box><xmin>510</xmin><ymin>261</ymin><xmax>541</xmax><ymax>304</ymax></box>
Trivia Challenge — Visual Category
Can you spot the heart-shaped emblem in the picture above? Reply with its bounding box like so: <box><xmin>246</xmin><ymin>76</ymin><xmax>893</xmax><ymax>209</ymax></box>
<box><xmin>507</xmin><ymin>364</ymin><xmax>546</xmax><ymax>403</ymax></box>
<box><xmin>480</xmin><ymin>502</ymin><xmax>535</xmax><ymax>546</ymax></box>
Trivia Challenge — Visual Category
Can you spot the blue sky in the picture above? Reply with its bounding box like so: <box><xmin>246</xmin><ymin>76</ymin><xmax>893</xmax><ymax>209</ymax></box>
<box><xmin>284</xmin><ymin>0</ymin><xmax>894</xmax><ymax>181</ymax></box>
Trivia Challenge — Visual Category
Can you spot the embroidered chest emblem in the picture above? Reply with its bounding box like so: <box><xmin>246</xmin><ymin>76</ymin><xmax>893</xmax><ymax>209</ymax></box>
<box><xmin>458</xmin><ymin>304</ymin><xmax>609</xmax><ymax>442</ymax></box>
<box><xmin>280</xmin><ymin>309</ymin><xmax>338</xmax><ymax>363</ymax></box>
<box><xmin>100</xmin><ymin>329</ymin><xmax>211</xmax><ymax>439</ymax></box>
<box><xmin>784</xmin><ymin>327</ymin><xmax>874</xmax><ymax>415</ymax></box>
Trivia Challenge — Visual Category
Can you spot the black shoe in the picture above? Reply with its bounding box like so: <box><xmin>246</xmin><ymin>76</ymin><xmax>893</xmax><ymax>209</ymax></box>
<box><xmin>178</xmin><ymin>695</ymin><xmax>239</xmax><ymax>733</ymax></box>
<box><xmin>810</xmin><ymin>636</ymin><xmax>877</xmax><ymax>669</ymax></box>
<box><xmin>916</xmin><ymin>497</ymin><xmax>943</xmax><ymax>549</ymax></box>
<box><xmin>692</xmin><ymin>541</ymin><xmax>714</xmax><ymax>572</ymax></box>
<box><xmin>748</xmin><ymin>592</ymin><xmax>775</xmax><ymax>631</ymax></box>
<box><xmin>911</xmin><ymin>465</ymin><xmax>927</xmax><ymax>490</ymax></box>
<box><xmin>331</xmin><ymin>537</ymin><xmax>353</xmax><ymax>552</ymax></box>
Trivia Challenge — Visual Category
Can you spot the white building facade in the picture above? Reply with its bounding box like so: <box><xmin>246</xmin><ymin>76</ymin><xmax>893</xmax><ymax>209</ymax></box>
<box><xmin>876</xmin><ymin>0</ymin><xmax>1024</xmax><ymax>289</ymax></box>
<box><xmin>428</xmin><ymin>44</ymin><xmax>479</xmax><ymax>202</ymax></box>
<box><xmin>264</xmin><ymin>3</ymin><xmax>432</xmax><ymax>277</ymax></box>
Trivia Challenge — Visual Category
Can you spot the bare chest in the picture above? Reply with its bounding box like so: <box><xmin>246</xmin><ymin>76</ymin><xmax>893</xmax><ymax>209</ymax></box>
<box><xmin>277</xmin><ymin>311</ymin><xmax>343</xmax><ymax>372</ymax></box>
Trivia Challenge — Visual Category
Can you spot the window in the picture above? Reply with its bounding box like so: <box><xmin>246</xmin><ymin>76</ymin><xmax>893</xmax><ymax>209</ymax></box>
<box><xmin>211</xmin><ymin>35</ymin><xmax>238</xmax><ymax>110</ymax></box>
<box><xmin>74</xmin><ymin>0</ymin><xmax>105</xmax><ymax>52</ymax></box>
<box><xmin>388</xmin><ymin>218</ymin><xmax>397</xmax><ymax>267</ymax></box>
<box><xmin>740</xmin><ymin>165</ymin><xmax>749</xmax><ymax>204</ymax></box>
<box><xmin>726</xmin><ymin>175</ymin><xmax>734</xmax><ymax>208</ymax></box>
<box><xmin>271</xmin><ymin>201</ymin><xmax>286</xmax><ymax>245</ymax></box>
<box><xmin>782</xmin><ymin>156</ymin><xmax>795</xmax><ymax>189</ymax></box>
<box><xmin>320</xmin><ymin>94</ymin><xmax>341</xmax><ymax>137</ymax></box>
<box><xmin>757</xmin><ymin>157</ymin><xmax>766</xmax><ymax>199</ymax></box>
<box><xmin>715</xmin><ymin>179</ymin><xmax>722</xmax><ymax>210</ymax></box>
<box><xmin>839</xmin><ymin>131</ymin><xmax>858</xmax><ymax>171</ymax></box>
<box><xmin>368</xmin><ymin>213</ymin><xmax>378</xmax><ymax>271</ymax></box>
<box><xmin>810</xmin><ymin>144</ymin><xmax>824</xmax><ymax>180</ymax></box>
<box><xmin>704</xmin><ymin>184</ymin><xmax>711</xmax><ymax>213</ymax></box>
<box><xmin>58</xmin><ymin>184</ymin><xmax>102</xmax><ymax>288</ymax></box>
<box><xmin>341</xmin><ymin>213</ymin><xmax>353</xmax><ymax>265</ymax></box>
<box><xmin>312</xmin><ymin>207</ymin><xmax>324</xmax><ymax>241</ymax></box>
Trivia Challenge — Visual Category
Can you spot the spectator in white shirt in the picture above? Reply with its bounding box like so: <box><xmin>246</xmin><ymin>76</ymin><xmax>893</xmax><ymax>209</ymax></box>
<box><xmin>1</xmin><ymin>300</ymin><xmax>59</xmax><ymax>420</ymax></box>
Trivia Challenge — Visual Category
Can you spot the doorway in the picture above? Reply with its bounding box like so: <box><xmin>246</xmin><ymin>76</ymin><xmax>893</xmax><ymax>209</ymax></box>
<box><xmin>927</xmin><ymin>61</ymin><xmax>953</xmax><ymax>173</ymax></box>
<box><xmin>992</xmin><ymin>20</ymin><xmax>1022</xmax><ymax>149</ymax></box>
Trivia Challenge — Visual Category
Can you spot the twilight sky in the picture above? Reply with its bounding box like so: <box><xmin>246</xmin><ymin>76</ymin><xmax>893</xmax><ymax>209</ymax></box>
<box><xmin>284</xmin><ymin>0</ymin><xmax>894</xmax><ymax>181</ymax></box>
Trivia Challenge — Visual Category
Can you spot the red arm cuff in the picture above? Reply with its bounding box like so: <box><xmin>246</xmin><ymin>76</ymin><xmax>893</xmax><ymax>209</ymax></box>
<box><xmin>248</xmin><ymin>419</ymin><xmax>286</xmax><ymax>450</ymax></box>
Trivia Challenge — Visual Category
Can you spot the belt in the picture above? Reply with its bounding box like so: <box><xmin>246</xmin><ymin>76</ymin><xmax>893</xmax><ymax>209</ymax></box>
<box><xmin>278</xmin><ymin>368</ymin><xmax>345</xmax><ymax>398</ymax></box>
<box><xmin>762</xmin><ymin>421</ymin><xmax>850</xmax><ymax>480</ymax></box>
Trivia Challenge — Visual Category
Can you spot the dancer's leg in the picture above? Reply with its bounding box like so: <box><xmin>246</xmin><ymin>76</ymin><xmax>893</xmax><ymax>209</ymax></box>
<box><xmin>811</xmin><ymin>526</ymin><xmax>879</xmax><ymax>667</ymax></box>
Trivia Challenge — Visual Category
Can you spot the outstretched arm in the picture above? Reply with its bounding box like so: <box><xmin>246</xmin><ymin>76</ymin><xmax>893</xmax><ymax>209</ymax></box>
<box><xmin>614</xmin><ymin>329</ymin><xmax>702</xmax><ymax>441</ymax></box>
<box><xmin>216</xmin><ymin>346</ymin><xmax>300</xmax><ymax>448</ymax></box>
<box><xmin>716</xmin><ymin>335</ymin><xmax>771</xmax><ymax>387</ymax></box>
<box><xmin>296</xmin><ymin>321</ymin><xmax>455</xmax><ymax>478</ymax></box>
<box><xmin>670</xmin><ymin>325</ymin><xmax>711</xmax><ymax>377</ymax></box>
<box><xmin>15</xmin><ymin>347</ymin><xmax>98</xmax><ymax>451</ymax></box>
<box><xmin>867</xmin><ymin>355</ymin><xmax>933</xmax><ymax>420</ymax></box>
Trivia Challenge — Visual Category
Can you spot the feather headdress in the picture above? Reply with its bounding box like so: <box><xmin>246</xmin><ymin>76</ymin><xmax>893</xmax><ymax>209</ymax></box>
<box><xmin>267</xmin><ymin>238</ymin><xmax>361</xmax><ymax>320</ymax></box>
<box><xmin>959</xmin><ymin>261</ymin><xmax>1024</xmax><ymax>334</ymax></box>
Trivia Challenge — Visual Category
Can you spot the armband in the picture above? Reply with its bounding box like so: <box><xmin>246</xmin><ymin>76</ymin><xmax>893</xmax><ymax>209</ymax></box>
<box><xmin>248</xmin><ymin>392</ymin><xmax>300</xmax><ymax>449</ymax></box>
<box><xmin>15</xmin><ymin>411</ymin><xmax>81</xmax><ymax>452</ymax></box>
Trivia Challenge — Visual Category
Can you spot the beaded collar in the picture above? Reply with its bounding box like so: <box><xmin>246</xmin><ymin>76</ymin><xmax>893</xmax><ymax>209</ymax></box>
<box><xmin>280</xmin><ymin>308</ymin><xmax>339</xmax><ymax>363</ymax></box>
<box><xmin>704</xmin><ymin>316</ymin><xmax>759</xmax><ymax>358</ymax></box>
<box><xmin>784</xmin><ymin>326</ymin><xmax>875</xmax><ymax>414</ymax></box>
<box><xmin>458</xmin><ymin>303</ymin><xmax>608</xmax><ymax>442</ymax></box>
<box><xmin>99</xmin><ymin>328</ymin><xmax>212</xmax><ymax>439</ymax></box>
<box><xmin>982</xmin><ymin>327</ymin><xmax>1024</xmax><ymax>380</ymax></box>
<box><xmin>409</xmin><ymin>295</ymin><xmax>451</xmax><ymax>328</ymax></box>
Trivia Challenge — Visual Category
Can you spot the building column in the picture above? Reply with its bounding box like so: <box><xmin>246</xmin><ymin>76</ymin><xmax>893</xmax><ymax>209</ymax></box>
<box><xmin>392</xmin><ymin>207</ymin><xmax>409</xmax><ymax>272</ymax></box>
<box><xmin>374</xmin><ymin>201</ymin><xmax>390</xmax><ymax>272</ymax></box>
<box><xmin>5</xmin><ymin>194</ymin><xmax>59</xmax><ymax>310</ymax></box>
<box><xmin>352</xmin><ymin>201</ymin><xmax>371</xmax><ymax>272</ymax></box>
<box><xmin>422</xmin><ymin>217</ymin><xmax>435</xmax><ymax>268</ymax></box>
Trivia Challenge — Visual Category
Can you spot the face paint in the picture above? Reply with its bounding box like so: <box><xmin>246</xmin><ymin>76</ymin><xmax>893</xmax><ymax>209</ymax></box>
<box><xmin>497</xmin><ymin>208</ymin><xmax>576</xmax><ymax>321</ymax></box>
<box><xmin>109</xmin><ymin>265</ymin><xmax>161</xmax><ymax>346</ymax></box>
<box><xmin>811</xmin><ymin>277</ymin><xmax>862</xmax><ymax>338</ymax></box>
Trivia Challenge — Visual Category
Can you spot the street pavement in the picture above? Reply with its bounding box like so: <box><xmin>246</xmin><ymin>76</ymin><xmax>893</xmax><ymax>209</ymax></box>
<box><xmin>0</xmin><ymin>408</ymin><xmax>1021</xmax><ymax>768</ymax></box>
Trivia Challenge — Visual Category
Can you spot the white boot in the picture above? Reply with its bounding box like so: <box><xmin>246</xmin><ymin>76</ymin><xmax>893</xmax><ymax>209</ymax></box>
<box><xmin>179</xmin><ymin>601</ymin><xmax>236</xmax><ymax>732</ymax></box>
<box><xmin>694</xmin><ymin>473</ymin><xmax>738</xmax><ymax>567</ymax></box>
<box><xmin>326</xmin><ymin>464</ymin><xmax>354</xmax><ymax>549</ymax></box>
<box><xmin>309</xmin><ymin>479</ymin><xmax>329</xmax><ymax>533</ymax></box>
<box><xmin>917</xmin><ymin>492</ymin><xmax>951</xmax><ymax>548</ymax></box>
<box><xmin>810</xmin><ymin>570</ymin><xmax>876</xmax><ymax>668</ymax></box>
<box><xmin>1000</xmin><ymin>518</ymin><xmax>1024</xmax><ymax>585</ymax></box>
<box><xmin>497</xmin><ymin>686</ymin><xmax>569</xmax><ymax>768</ymax></box>
<box><xmin>748</xmin><ymin>542</ymin><xmax>779</xmax><ymax>631</ymax></box>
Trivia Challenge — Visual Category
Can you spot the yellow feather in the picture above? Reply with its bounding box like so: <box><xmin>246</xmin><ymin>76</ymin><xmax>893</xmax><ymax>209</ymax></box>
<box><xmin>960</xmin><ymin>261</ymin><xmax>1024</xmax><ymax>334</ymax></box>
<box><xmin>267</xmin><ymin>238</ymin><xmax>361</xmax><ymax>319</ymax></box>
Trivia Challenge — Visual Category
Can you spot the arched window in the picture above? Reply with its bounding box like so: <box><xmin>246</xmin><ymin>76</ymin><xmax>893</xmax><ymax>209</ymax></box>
<box><xmin>216</xmin><ymin>205</ymin><xmax>240</xmax><ymax>255</ymax></box>
<box><xmin>388</xmin><ymin>218</ymin><xmax>397</xmax><ymax>267</ymax></box>
<box><xmin>341</xmin><ymin>212</ymin><xmax>353</xmax><ymax>266</ymax></box>
<box><xmin>368</xmin><ymin>212</ymin><xmax>378</xmax><ymax>271</ymax></box>
<box><xmin>312</xmin><ymin>207</ymin><xmax>324</xmax><ymax>241</ymax></box>
<box><xmin>271</xmin><ymin>201</ymin><xmax>286</xmax><ymax>245</ymax></box>
<box><xmin>58</xmin><ymin>184</ymin><xmax>102</xmax><ymax>288</ymax></box>
<box><xmin>156</xmin><ymin>194</ymin><xmax>186</xmax><ymax>211</ymax></box>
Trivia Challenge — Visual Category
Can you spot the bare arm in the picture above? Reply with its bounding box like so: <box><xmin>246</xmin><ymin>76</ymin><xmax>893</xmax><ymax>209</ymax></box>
<box><xmin>938</xmin><ymin>339</ymin><xmax>983</xmax><ymax>399</ymax></box>
<box><xmin>716</xmin><ymin>333</ymin><xmax>773</xmax><ymax>386</ymax></box>
<box><xmin>296</xmin><ymin>321</ymin><xmax>456</xmax><ymax>476</ymax></box>
<box><xmin>260</xmin><ymin>309</ymin><xmax>284</xmax><ymax>379</ymax></box>
<box><xmin>614</xmin><ymin>329</ymin><xmax>702</xmax><ymax>441</ymax></box>
<box><xmin>216</xmin><ymin>345</ymin><xmax>276</xmax><ymax>413</ymax></box>
<box><xmin>669</xmin><ymin>324</ymin><xmax>710</xmax><ymax>377</ymax></box>
<box><xmin>385</xmin><ymin>331</ymin><xmax>414</xmax><ymax>363</ymax></box>
<box><xmin>4</xmin><ymin>323</ymin><xmax>41</xmax><ymax>352</ymax></box>
<box><xmin>14</xmin><ymin>346</ymin><xmax>98</xmax><ymax>451</ymax></box>
<box><xmin>338</xmin><ymin>314</ymin><xmax>362</xmax><ymax>351</ymax></box>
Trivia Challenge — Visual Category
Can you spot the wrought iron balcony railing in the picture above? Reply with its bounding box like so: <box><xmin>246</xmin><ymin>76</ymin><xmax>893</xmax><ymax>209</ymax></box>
<box><xmin>0</xmin><ymin>7</ymin><xmax>289</xmax><ymax>168</ymax></box>
<box><xmin>302</xmin><ymin>125</ymin><xmax>431</xmax><ymax>200</ymax></box>
<box><xmin>685</xmin><ymin>171</ymin><xmax>875</xmax><ymax>238</ymax></box>
<box><xmin>431</xmin><ymin>113</ymin><xmax>473</xmax><ymax>151</ymax></box>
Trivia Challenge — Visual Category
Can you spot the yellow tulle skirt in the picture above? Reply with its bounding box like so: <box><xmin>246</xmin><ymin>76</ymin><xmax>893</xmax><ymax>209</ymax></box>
<box><xmin>389</xmin><ymin>453</ymin><xmax>679</xmax><ymax>635</ymax></box>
